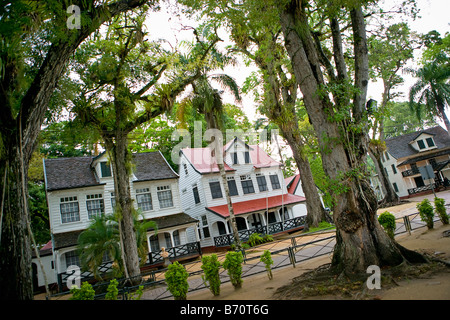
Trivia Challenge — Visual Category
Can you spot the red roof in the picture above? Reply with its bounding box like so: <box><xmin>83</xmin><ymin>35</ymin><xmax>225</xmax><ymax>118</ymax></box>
<box><xmin>285</xmin><ymin>174</ymin><xmax>301</xmax><ymax>194</ymax></box>
<box><xmin>206</xmin><ymin>193</ymin><xmax>306</xmax><ymax>218</ymax></box>
<box><xmin>181</xmin><ymin>148</ymin><xmax>235</xmax><ymax>174</ymax></box>
<box><xmin>181</xmin><ymin>143</ymin><xmax>280</xmax><ymax>174</ymax></box>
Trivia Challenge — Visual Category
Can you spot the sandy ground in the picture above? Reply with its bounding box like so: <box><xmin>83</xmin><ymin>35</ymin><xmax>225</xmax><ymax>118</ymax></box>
<box><xmin>188</xmin><ymin>191</ymin><xmax>450</xmax><ymax>301</ymax></box>
<box><xmin>188</xmin><ymin>224</ymin><xmax>450</xmax><ymax>300</ymax></box>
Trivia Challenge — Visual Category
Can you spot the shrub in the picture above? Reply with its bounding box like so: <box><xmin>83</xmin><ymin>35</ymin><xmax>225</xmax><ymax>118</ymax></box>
<box><xmin>70</xmin><ymin>281</ymin><xmax>95</xmax><ymax>300</ymax></box>
<box><xmin>247</xmin><ymin>233</ymin><xmax>264</xmax><ymax>247</ymax></box>
<box><xmin>201</xmin><ymin>254</ymin><xmax>221</xmax><ymax>296</ymax></box>
<box><xmin>105</xmin><ymin>279</ymin><xmax>119</xmax><ymax>300</ymax></box>
<box><xmin>434</xmin><ymin>197</ymin><xmax>449</xmax><ymax>225</ymax></box>
<box><xmin>378</xmin><ymin>211</ymin><xmax>396</xmax><ymax>239</ymax></box>
<box><xmin>417</xmin><ymin>198</ymin><xmax>434</xmax><ymax>229</ymax></box>
<box><xmin>223</xmin><ymin>251</ymin><xmax>244</xmax><ymax>289</ymax></box>
<box><xmin>165</xmin><ymin>261</ymin><xmax>189</xmax><ymax>300</ymax></box>
<box><xmin>260</xmin><ymin>250</ymin><xmax>274</xmax><ymax>280</ymax></box>
<box><xmin>262</xmin><ymin>234</ymin><xmax>274</xmax><ymax>243</ymax></box>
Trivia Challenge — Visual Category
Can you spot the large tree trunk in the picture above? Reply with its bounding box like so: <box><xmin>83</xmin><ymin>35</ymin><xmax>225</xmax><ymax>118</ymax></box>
<box><xmin>105</xmin><ymin>132</ymin><xmax>142</xmax><ymax>285</ymax></box>
<box><xmin>278</xmin><ymin>1</ymin><xmax>426</xmax><ymax>277</ymax></box>
<box><xmin>282</xmin><ymin>129</ymin><xmax>332</xmax><ymax>229</ymax></box>
<box><xmin>253</xmin><ymin>40</ymin><xmax>331</xmax><ymax>231</ymax></box>
<box><xmin>0</xmin><ymin>0</ymin><xmax>152</xmax><ymax>299</ymax></box>
<box><xmin>0</xmin><ymin>142</ymin><xmax>33</xmax><ymax>299</ymax></box>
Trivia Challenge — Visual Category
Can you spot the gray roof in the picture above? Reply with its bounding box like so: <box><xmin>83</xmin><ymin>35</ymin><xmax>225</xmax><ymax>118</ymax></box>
<box><xmin>133</xmin><ymin>152</ymin><xmax>178</xmax><ymax>182</ymax></box>
<box><xmin>384</xmin><ymin>126</ymin><xmax>450</xmax><ymax>160</ymax></box>
<box><xmin>146</xmin><ymin>212</ymin><xmax>198</xmax><ymax>231</ymax></box>
<box><xmin>44</xmin><ymin>157</ymin><xmax>101</xmax><ymax>191</ymax></box>
<box><xmin>44</xmin><ymin>151</ymin><xmax>178</xmax><ymax>192</ymax></box>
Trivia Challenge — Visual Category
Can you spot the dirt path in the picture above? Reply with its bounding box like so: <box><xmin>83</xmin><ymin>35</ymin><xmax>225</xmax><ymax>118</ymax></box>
<box><xmin>188</xmin><ymin>223</ymin><xmax>450</xmax><ymax>300</ymax></box>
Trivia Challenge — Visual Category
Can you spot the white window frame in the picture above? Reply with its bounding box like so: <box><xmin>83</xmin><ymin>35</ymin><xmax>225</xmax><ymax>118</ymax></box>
<box><xmin>60</xmin><ymin>196</ymin><xmax>80</xmax><ymax>224</ymax></box>
<box><xmin>86</xmin><ymin>193</ymin><xmax>104</xmax><ymax>219</ymax></box>
<box><xmin>136</xmin><ymin>188</ymin><xmax>153</xmax><ymax>212</ymax></box>
<box><xmin>157</xmin><ymin>185</ymin><xmax>174</xmax><ymax>209</ymax></box>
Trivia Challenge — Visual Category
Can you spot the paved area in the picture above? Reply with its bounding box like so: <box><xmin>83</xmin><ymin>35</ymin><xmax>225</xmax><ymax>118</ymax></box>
<box><xmin>377</xmin><ymin>189</ymin><xmax>450</xmax><ymax>218</ymax></box>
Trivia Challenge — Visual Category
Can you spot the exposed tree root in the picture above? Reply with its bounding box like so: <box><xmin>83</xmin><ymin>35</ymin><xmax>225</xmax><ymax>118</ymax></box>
<box><xmin>273</xmin><ymin>257</ymin><xmax>449</xmax><ymax>300</ymax></box>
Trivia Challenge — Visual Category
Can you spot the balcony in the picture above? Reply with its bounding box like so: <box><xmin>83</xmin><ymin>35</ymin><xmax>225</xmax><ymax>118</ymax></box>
<box><xmin>401</xmin><ymin>160</ymin><xmax>450</xmax><ymax>177</ymax></box>
<box><xmin>147</xmin><ymin>241</ymin><xmax>201</xmax><ymax>265</ymax></box>
<box><xmin>407</xmin><ymin>183</ymin><xmax>436</xmax><ymax>195</ymax></box>
<box><xmin>213</xmin><ymin>216</ymin><xmax>306</xmax><ymax>247</ymax></box>
<box><xmin>401</xmin><ymin>167</ymin><xmax>420</xmax><ymax>177</ymax></box>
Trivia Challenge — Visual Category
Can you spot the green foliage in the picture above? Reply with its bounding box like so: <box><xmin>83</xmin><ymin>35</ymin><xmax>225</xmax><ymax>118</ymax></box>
<box><xmin>28</xmin><ymin>181</ymin><xmax>50</xmax><ymax>246</ymax></box>
<box><xmin>165</xmin><ymin>261</ymin><xmax>189</xmax><ymax>300</ymax></box>
<box><xmin>70</xmin><ymin>282</ymin><xmax>95</xmax><ymax>300</ymax></box>
<box><xmin>305</xmin><ymin>221</ymin><xmax>336</xmax><ymax>234</ymax></box>
<box><xmin>245</xmin><ymin>233</ymin><xmax>274</xmax><ymax>248</ymax></box>
<box><xmin>260</xmin><ymin>250</ymin><xmax>274</xmax><ymax>280</ymax></box>
<box><xmin>247</xmin><ymin>233</ymin><xmax>264</xmax><ymax>247</ymax></box>
<box><xmin>127</xmin><ymin>286</ymin><xmax>144</xmax><ymax>300</ymax></box>
<box><xmin>382</xmin><ymin>102</ymin><xmax>438</xmax><ymax>139</ymax></box>
<box><xmin>417</xmin><ymin>198</ymin><xmax>435</xmax><ymax>229</ymax></box>
<box><xmin>434</xmin><ymin>197</ymin><xmax>449</xmax><ymax>225</ymax></box>
<box><xmin>77</xmin><ymin>211</ymin><xmax>156</xmax><ymax>279</ymax></box>
<box><xmin>223</xmin><ymin>251</ymin><xmax>244</xmax><ymax>289</ymax></box>
<box><xmin>201</xmin><ymin>254</ymin><xmax>221</xmax><ymax>296</ymax></box>
<box><xmin>377</xmin><ymin>212</ymin><xmax>396</xmax><ymax>239</ymax></box>
<box><xmin>105</xmin><ymin>279</ymin><xmax>119</xmax><ymax>300</ymax></box>
<box><xmin>77</xmin><ymin>214</ymin><xmax>122</xmax><ymax>280</ymax></box>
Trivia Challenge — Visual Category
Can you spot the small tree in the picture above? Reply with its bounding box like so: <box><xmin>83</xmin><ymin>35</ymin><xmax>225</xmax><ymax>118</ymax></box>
<box><xmin>377</xmin><ymin>212</ymin><xmax>396</xmax><ymax>239</ymax></box>
<box><xmin>260</xmin><ymin>250</ymin><xmax>274</xmax><ymax>280</ymax></box>
<box><xmin>417</xmin><ymin>198</ymin><xmax>435</xmax><ymax>229</ymax></box>
<box><xmin>201</xmin><ymin>254</ymin><xmax>221</xmax><ymax>296</ymax></box>
<box><xmin>105</xmin><ymin>279</ymin><xmax>119</xmax><ymax>300</ymax></box>
<box><xmin>70</xmin><ymin>282</ymin><xmax>95</xmax><ymax>300</ymax></box>
<box><xmin>165</xmin><ymin>261</ymin><xmax>189</xmax><ymax>300</ymax></box>
<box><xmin>434</xmin><ymin>197</ymin><xmax>449</xmax><ymax>225</ymax></box>
<box><xmin>223</xmin><ymin>251</ymin><xmax>244</xmax><ymax>289</ymax></box>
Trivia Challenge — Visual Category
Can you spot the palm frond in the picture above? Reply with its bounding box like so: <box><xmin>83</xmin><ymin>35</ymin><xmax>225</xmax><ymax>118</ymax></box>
<box><xmin>209</xmin><ymin>73</ymin><xmax>241</xmax><ymax>102</ymax></box>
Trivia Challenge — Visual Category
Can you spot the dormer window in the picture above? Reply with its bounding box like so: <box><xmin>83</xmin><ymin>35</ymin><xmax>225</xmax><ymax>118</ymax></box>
<box><xmin>232</xmin><ymin>152</ymin><xmax>238</xmax><ymax>165</ymax></box>
<box><xmin>426</xmin><ymin>137</ymin><xmax>435</xmax><ymax>147</ymax></box>
<box><xmin>100</xmin><ymin>161</ymin><xmax>112</xmax><ymax>177</ymax></box>
<box><xmin>417</xmin><ymin>140</ymin><xmax>426</xmax><ymax>150</ymax></box>
<box><xmin>412</xmin><ymin>133</ymin><xmax>437</xmax><ymax>152</ymax></box>
<box><xmin>416</xmin><ymin>137</ymin><xmax>436</xmax><ymax>151</ymax></box>
<box><xmin>244</xmin><ymin>151</ymin><xmax>250</xmax><ymax>164</ymax></box>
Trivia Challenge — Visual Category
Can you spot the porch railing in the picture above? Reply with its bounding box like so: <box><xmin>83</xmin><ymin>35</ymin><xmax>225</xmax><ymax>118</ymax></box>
<box><xmin>401</xmin><ymin>167</ymin><xmax>420</xmax><ymax>177</ymax></box>
<box><xmin>57</xmin><ymin>241</ymin><xmax>201</xmax><ymax>291</ymax></box>
<box><xmin>147</xmin><ymin>241</ymin><xmax>201</xmax><ymax>265</ymax></box>
<box><xmin>214</xmin><ymin>216</ymin><xmax>306</xmax><ymax>247</ymax></box>
<box><xmin>407</xmin><ymin>183</ymin><xmax>435</xmax><ymax>195</ymax></box>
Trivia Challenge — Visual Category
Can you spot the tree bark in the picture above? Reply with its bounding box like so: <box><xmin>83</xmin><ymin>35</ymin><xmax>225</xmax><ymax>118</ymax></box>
<box><xmin>0</xmin><ymin>0</ymin><xmax>152</xmax><ymax>299</ymax></box>
<box><xmin>278</xmin><ymin>1</ymin><xmax>426</xmax><ymax>277</ymax></box>
<box><xmin>281</xmin><ymin>129</ymin><xmax>332</xmax><ymax>229</ymax></box>
<box><xmin>107</xmin><ymin>133</ymin><xmax>142</xmax><ymax>284</ymax></box>
<box><xmin>0</xmin><ymin>141</ymin><xmax>33</xmax><ymax>299</ymax></box>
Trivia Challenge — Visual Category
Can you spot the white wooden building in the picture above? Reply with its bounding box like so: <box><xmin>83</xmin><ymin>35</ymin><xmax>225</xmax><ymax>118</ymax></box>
<box><xmin>42</xmin><ymin>151</ymin><xmax>199</xmax><ymax>290</ymax></box>
<box><xmin>381</xmin><ymin>126</ymin><xmax>450</xmax><ymax>198</ymax></box>
<box><xmin>178</xmin><ymin>137</ymin><xmax>307</xmax><ymax>250</ymax></box>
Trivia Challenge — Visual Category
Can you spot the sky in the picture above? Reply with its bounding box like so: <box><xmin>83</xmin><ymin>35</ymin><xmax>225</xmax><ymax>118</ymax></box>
<box><xmin>145</xmin><ymin>0</ymin><xmax>450</xmax><ymax>123</ymax></box>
